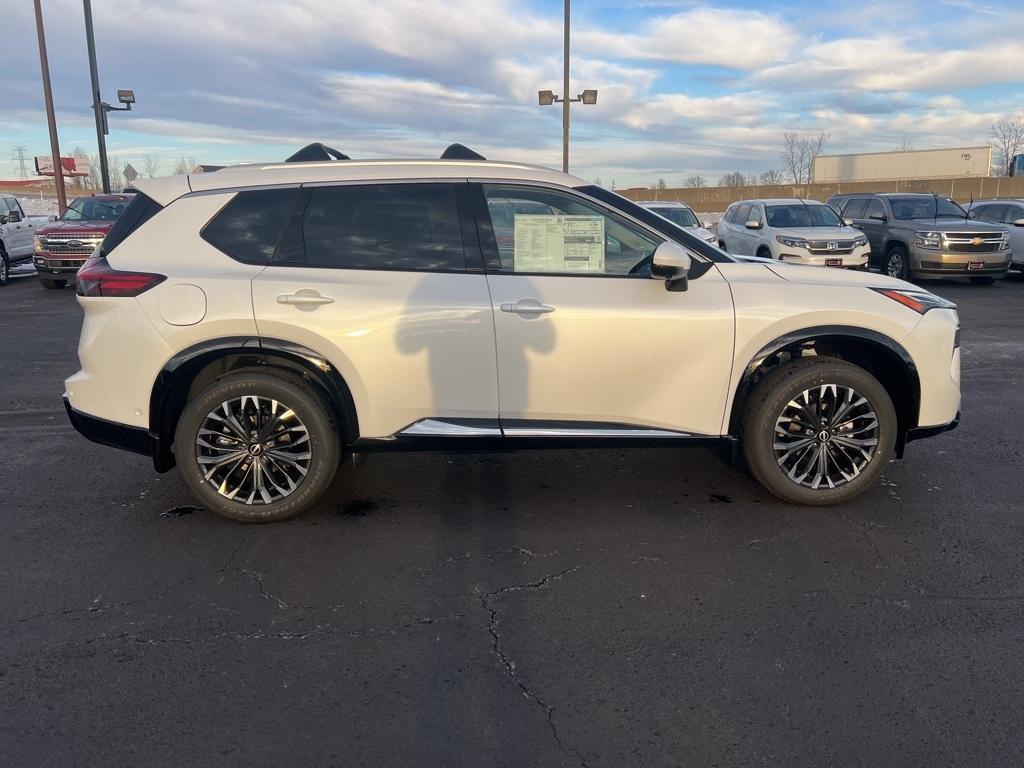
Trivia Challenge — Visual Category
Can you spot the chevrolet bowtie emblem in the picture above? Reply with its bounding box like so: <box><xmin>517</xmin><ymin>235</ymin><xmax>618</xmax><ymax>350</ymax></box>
<box><xmin>971</xmin><ymin>237</ymin><xmax>984</xmax><ymax>246</ymax></box>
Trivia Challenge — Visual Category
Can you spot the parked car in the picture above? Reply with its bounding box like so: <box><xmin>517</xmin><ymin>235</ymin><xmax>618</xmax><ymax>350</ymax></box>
<box><xmin>33</xmin><ymin>193</ymin><xmax>134</xmax><ymax>289</ymax></box>
<box><xmin>834</xmin><ymin>193</ymin><xmax>1010</xmax><ymax>283</ymax></box>
<box><xmin>637</xmin><ymin>201</ymin><xmax>717</xmax><ymax>244</ymax></box>
<box><xmin>717</xmin><ymin>198</ymin><xmax>870</xmax><ymax>269</ymax></box>
<box><xmin>64</xmin><ymin>147</ymin><xmax>960</xmax><ymax>522</ymax></box>
<box><xmin>824</xmin><ymin>193</ymin><xmax>866</xmax><ymax>215</ymax></box>
<box><xmin>0</xmin><ymin>195</ymin><xmax>50</xmax><ymax>286</ymax></box>
<box><xmin>964</xmin><ymin>198</ymin><xmax>1024</xmax><ymax>276</ymax></box>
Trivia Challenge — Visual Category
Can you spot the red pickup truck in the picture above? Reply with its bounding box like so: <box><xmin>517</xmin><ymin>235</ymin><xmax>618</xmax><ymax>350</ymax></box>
<box><xmin>33</xmin><ymin>193</ymin><xmax>134</xmax><ymax>289</ymax></box>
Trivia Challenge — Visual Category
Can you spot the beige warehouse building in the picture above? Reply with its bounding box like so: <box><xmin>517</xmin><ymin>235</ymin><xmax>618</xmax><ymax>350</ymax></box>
<box><xmin>813</xmin><ymin>146</ymin><xmax>992</xmax><ymax>183</ymax></box>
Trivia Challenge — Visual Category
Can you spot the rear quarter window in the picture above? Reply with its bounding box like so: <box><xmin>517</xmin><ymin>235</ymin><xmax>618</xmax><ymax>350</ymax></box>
<box><xmin>100</xmin><ymin>193</ymin><xmax>163</xmax><ymax>256</ymax></box>
<box><xmin>201</xmin><ymin>188</ymin><xmax>299</xmax><ymax>264</ymax></box>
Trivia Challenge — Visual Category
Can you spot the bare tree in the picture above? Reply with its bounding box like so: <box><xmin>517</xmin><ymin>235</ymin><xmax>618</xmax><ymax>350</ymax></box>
<box><xmin>657</xmin><ymin>178</ymin><xmax>667</xmax><ymax>190</ymax></box>
<box><xmin>142</xmin><ymin>154</ymin><xmax>161</xmax><ymax>178</ymax></box>
<box><xmin>759</xmin><ymin>169</ymin><xmax>784</xmax><ymax>185</ymax></box>
<box><xmin>108</xmin><ymin>156</ymin><xmax>125</xmax><ymax>190</ymax></box>
<box><xmin>781</xmin><ymin>130</ymin><xmax>830</xmax><ymax>184</ymax></box>
<box><xmin>718</xmin><ymin>171</ymin><xmax>748</xmax><ymax>187</ymax></box>
<box><xmin>684</xmin><ymin>174</ymin><xmax>706</xmax><ymax>188</ymax></box>
<box><xmin>87</xmin><ymin>153</ymin><xmax>102</xmax><ymax>191</ymax></box>
<box><xmin>896</xmin><ymin>138</ymin><xmax>914</xmax><ymax>152</ymax></box>
<box><xmin>172</xmin><ymin>156</ymin><xmax>197</xmax><ymax>175</ymax></box>
<box><xmin>610</xmin><ymin>179</ymin><xmax>616</xmax><ymax>189</ymax></box>
<box><xmin>990</xmin><ymin>118</ymin><xmax>1024</xmax><ymax>176</ymax></box>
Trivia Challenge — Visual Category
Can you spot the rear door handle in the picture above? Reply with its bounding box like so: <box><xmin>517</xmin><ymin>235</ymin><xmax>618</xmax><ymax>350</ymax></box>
<box><xmin>277</xmin><ymin>289</ymin><xmax>334</xmax><ymax>306</ymax></box>
<box><xmin>500</xmin><ymin>298</ymin><xmax>555</xmax><ymax>315</ymax></box>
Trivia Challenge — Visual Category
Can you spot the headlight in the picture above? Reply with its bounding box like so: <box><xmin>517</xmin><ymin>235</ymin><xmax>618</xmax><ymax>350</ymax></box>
<box><xmin>775</xmin><ymin>235</ymin><xmax>810</xmax><ymax>248</ymax></box>
<box><xmin>1001</xmin><ymin>232</ymin><xmax>1010</xmax><ymax>249</ymax></box>
<box><xmin>872</xmin><ymin>287</ymin><xmax>956</xmax><ymax>314</ymax></box>
<box><xmin>914</xmin><ymin>231</ymin><xmax>942</xmax><ymax>249</ymax></box>
<box><xmin>34</xmin><ymin>235</ymin><xmax>45</xmax><ymax>254</ymax></box>
<box><xmin>853</xmin><ymin>236</ymin><xmax>868</xmax><ymax>247</ymax></box>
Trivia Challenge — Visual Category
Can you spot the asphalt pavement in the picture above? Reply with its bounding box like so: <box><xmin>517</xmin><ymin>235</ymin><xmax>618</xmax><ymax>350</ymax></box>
<box><xmin>1</xmin><ymin>272</ymin><xmax>1022</xmax><ymax>767</ymax></box>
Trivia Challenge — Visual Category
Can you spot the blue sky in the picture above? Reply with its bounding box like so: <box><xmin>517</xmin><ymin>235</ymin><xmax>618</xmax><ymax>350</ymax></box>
<box><xmin>2</xmin><ymin>0</ymin><xmax>1022</xmax><ymax>186</ymax></box>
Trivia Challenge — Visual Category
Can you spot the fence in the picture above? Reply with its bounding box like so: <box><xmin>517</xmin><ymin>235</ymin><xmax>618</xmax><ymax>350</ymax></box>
<box><xmin>619</xmin><ymin>176</ymin><xmax>1024</xmax><ymax>213</ymax></box>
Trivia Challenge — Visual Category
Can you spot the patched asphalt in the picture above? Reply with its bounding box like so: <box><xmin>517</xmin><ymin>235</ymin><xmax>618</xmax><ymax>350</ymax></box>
<box><xmin>1</xmin><ymin>273</ymin><xmax>1022</xmax><ymax>766</ymax></box>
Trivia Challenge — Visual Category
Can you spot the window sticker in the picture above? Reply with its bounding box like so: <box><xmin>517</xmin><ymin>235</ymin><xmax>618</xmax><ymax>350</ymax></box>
<box><xmin>513</xmin><ymin>215</ymin><xmax>605</xmax><ymax>273</ymax></box>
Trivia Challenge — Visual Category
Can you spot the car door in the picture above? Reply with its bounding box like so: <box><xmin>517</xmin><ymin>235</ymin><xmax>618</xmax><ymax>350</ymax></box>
<box><xmin>476</xmin><ymin>183</ymin><xmax>735</xmax><ymax>437</ymax></box>
<box><xmin>999</xmin><ymin>203</ymin><xmax>1024</xmax><ymax>260</ymax></box>
<box><xmin>247</xmin><ymin>182</ymin><xmax>500</xmax><ymax>440</ymax></box>
<box><xmin>3</xmin><ymin>198</ymin><xmax>33</xmax><ymax>258</ymax></box>
<box><xmin>746</xmin><ymin>203</ymin><xmax>766</xmax><ymax>254</ymax></box>
<box><xmin>729</xmin><ymin>203</ymin><xmax>753</xmax><ymax>255</ymax></box>
<box><xmin>859</xmin><ymin>198</ymin><xmax>888</xmax><ymax>265</ymax></box>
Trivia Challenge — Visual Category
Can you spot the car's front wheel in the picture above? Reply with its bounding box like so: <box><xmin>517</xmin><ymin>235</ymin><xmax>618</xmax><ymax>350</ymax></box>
<box><xmin>175</xmin><ymin>370</ymin><xmax>342</xmax><ymax>523</ymax></box>
<box><xmin>742</xmin><ymin>358</ymin><xmax>897</xmax><ymax>506</ymax></box>
<box><xmin>885</xmin><ymin>245</ymin><xmax>909</xmax><ymax>280</ymax></box>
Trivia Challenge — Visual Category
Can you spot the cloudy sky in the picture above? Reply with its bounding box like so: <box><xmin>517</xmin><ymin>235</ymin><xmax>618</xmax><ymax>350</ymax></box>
<box><xmin>3</xmin><ymin>0</ymin><xmax>1022</xmax><ymax>186</ymax></box>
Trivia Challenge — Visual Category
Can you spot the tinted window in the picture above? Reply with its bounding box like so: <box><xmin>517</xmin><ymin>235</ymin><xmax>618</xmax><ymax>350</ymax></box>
<box><xmin>889</xmin><ymin>195</ymin><xmax>965</xmax><ymax>220</ymax></box>
<box><xmin>1007</xmin><ymin>205</ymin><xmax>1024</xmax><ymax>223</ymax></box>
<box><xmin>649</xmin><ymin>206</ymin><xmax>698</xmax><ymax>228</ymax></box>
<box><xmin>302</xmin><ymin>184</ymin><xmax>465</xmax><ymax>271</ymax></box>
<box><xmin>765</xmin><ymin>203</ymin><xmax>840</xmax><ymax>227</ymax></box>
<box><xmin>63</xmin><ymin>196</ymin><xmax>133</xmax><ymax>221</ymax></box>
<box><xmin>6</xmin><ymin>198</ymin><xmax>22</xmax><ymax>215</ymax></box>
<box><xmin>973</xmin><ymin>204</ymin><xmax>1007</xmax><ymax>223</ymax></box>
<box><xmin>748</xmin><ymin>204</ymin><xmax>763</xmax><ymax>225</ymax></box>
<box><xmin>100</xmin><ymin>193</ymin><xmax>163</xmax><ymax>256</ymax></box>
<box><xmin>865</xmin><ymin>198</ymin><xmax>886</xmax><ymax>219</ymax></box>
<box><xmin>484</xmin><ymin>185</ymin><xmax>660</xmax><ymax>276</ymax></box>
<box><xmin>843</xmin><ymin>198</ymin><xmax>868</xmax><ymax>219</ymax></box>
<box><xmin>202</xmin><ymin>188</ymin><xmax>297</xmax><ymax>265</ymax></box>
<box><xmin>734</xmin><ymin>203</ymin><xmax>752</xmax><ymax>223</ymax></box>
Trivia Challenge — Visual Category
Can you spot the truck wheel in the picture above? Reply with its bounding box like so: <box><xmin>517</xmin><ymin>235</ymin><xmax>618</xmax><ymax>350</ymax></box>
<box><xmin>174</xmin><ymin>369</ymin><xmax>341</xmax><ymax>523</ymax></box>
<box><xmin>39</xmin><ymin>277</ymin><xmax>67</xmax><ymax>289</ymax></box>
<box><xmin>741</xmin><ymin>357</ymin><xmax>897</xmax><ymax>506</ymax></box>
<box><xmin>969</xmin><ymin>276</ymin><xmax>995</xmax><ymax>285</ymax></box>
<box><xmin>885</xmin><ymin>245</ymin><xmax>909</xmax><ymax>279</ymax></box>
<box><xmin>0</xmin><ymin>250</ymin><xmax>8</xmax><ymax>286</ymax></box>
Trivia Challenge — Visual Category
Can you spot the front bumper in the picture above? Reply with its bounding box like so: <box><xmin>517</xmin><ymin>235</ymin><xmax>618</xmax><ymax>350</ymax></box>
<box><xmin>777</xmin><ymin>245</ymin><xmax>870</xmax><ymax>269</ymax></box>
<box><xmin>34</xmin><ymin>255</ymin><xmax>88</xmax><ymax>276</ymax></box>
<box><xmin>909</xmin><ymin>246</ymin><xmax>1010</xmax><ymax>277</ymax></box>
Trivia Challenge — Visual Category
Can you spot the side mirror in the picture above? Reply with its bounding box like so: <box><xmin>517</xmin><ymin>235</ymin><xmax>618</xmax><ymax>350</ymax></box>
<box><xmin>1013</xmin><ymin>218</ymin><xmax>1024</xmax><ymax>227</ymax></box>
<box><xmin>651</xmin><ymin>241</ymin><xmax>692</xmax><ymax>292</ymax></box>
<box><xmin>843</xmin><ymin>218</ymin><xmax>853</xmax><ymax>226</ymax></box>
<box><xmin>868</xmin><ymin>212</ymin><xmax>887</xmax><ymax>222</ymax></box>
<box><xmin>744</xmin><ymin>219</ymin><xmax>762</xmax><ymax>230</ymax></box>
<box><xmin>4</xmin><ymin>211</ymin><xmax>21</xmax><ymax>223</ymax></box>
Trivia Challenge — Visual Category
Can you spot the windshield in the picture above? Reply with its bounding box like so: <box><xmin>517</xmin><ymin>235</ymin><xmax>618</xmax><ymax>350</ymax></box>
<box><xmin>649</xmin><ymin>206</ymin><xmax>699</xmax><ymax>228</ymax></box>
<box><xmin>890</xmin><ymin>196</ymin><xmax>966</xmax><ymax>220</ymax></box>
<box><xmin>765</xmin><ymin>203</ymin><xmax>841</xmax><ymax>228</ymax></box>
<box><xmin>62</xmin><ymin>197</ymin><xmax>131</xmax><ymax>222</ymax></box>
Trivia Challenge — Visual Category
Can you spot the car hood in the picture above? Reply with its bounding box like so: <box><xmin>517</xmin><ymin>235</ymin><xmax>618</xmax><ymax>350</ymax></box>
<box><xmin>36</xmin><ymin>219</ymin><xmax>113</xmax><ymax>235</ymax></box>
<box><xmin>773</xmin><ymin>226</ymin><xmax>863</xmax><ymax>240</ymax></box>
<box><xmin>894</xmin><ymin>218</ymin><xmax>1005</xmax><ymax>232</ymax></box>
<box><xmin>763</xmin><ymin>260</ymin><xmax>916</xmax><ymax>290</ymax></box>
<box><xmin>690</xmin><ymin>226</ymin><xmax>715</xmax><ymax>241</ymax></box>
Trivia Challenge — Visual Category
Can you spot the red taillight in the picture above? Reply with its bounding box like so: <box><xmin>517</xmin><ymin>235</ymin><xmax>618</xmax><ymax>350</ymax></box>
<box><xmin>75</xmin><ymin>255</ymin><xmax>165</xmax><ymax>297</ymax></box>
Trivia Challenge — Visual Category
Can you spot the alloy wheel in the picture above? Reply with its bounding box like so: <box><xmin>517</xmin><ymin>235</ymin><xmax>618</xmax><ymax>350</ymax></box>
<box><xmin>773</xmin><ymin>384</ymin><xmax>879</xmax><ymax>490</ymax></box>
<box><xmin>195</xmin><ymin>396</ymin><xmax>311</xmax><ymax>505</ymax></box>
<box><xmin>886</xmin><ymin>252</ymin><xmax>905</xmax><ymax>278</ymax></box>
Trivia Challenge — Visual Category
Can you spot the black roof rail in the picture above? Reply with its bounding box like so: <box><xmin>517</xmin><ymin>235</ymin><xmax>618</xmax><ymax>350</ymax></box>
<box><xmin>440</xmin><ymin>143</ymin><xmax>486</xmax><ymax>161</ymax></box>
<box><xmin>286</xmin><ymin>143</ymin><xmax>350</xmax><ymax>163</ymax></box>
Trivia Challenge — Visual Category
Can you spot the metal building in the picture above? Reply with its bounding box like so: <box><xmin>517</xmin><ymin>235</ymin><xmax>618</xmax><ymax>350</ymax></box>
<box><xmin>813</xmin><ymin>146</ymin><xmax>992</xmax><ymax>183</ymax></box>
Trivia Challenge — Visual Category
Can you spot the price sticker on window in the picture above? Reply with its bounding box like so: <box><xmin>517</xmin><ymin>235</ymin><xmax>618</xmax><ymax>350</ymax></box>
<box><xmin>513</xmin><ymin>215</ymin><xmax>605</xmax><ymax>274</ymax></box>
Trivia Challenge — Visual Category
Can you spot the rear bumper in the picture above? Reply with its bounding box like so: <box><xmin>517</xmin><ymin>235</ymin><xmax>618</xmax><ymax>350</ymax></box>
<box><xmin>63</xmin><ymin>395</ymin><xmax>159</xmax><ymax>460</ymax></box>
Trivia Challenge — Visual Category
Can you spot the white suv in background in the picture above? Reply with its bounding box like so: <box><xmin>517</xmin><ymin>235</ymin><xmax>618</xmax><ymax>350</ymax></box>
<box><xmin>719</xmin><ymin>198</ymin><xmax>870</xmax><ymax>269</ymax></box>
<box><xmin>64</xmin><ymin>145</ymin><xmax>960</xmax><ymax>522</ymax></box>
<box><xmin>637</xmin><ymin>200</ymin><xmax>717</xmax><ymax>244</ymax></box>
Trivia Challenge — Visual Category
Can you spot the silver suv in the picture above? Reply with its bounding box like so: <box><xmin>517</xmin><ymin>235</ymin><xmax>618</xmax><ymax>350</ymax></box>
<box><xmin>965</xmin><ymin>198</ymin><xmax>1024</xmax><ymax>276</ymax></box>
<box><xmin>836</xmin><ymin>193</ymin><xmax>1011</xmax><ymax>283</ymax></box>
<box><xmin>637</xmin><ymin>201</ymin><xmax>717</xmax><ymax>244</ymax></box>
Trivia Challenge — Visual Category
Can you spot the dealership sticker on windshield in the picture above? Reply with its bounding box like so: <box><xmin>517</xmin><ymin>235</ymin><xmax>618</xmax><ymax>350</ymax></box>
<box><xmin>968</xmin><ymin>262</ymin><xmax>984</xmax><ymax>270</ymax></box>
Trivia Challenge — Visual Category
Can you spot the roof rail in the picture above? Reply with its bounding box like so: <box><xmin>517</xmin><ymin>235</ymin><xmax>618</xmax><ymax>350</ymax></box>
<box><xmin>286</xmin><ymin>143</ymin><xmax>350</xmax><ymax>163</ymax></box>
<box><xmin>440</xmin><ymin>143</ymin><xmax>486</xmax><ymax>161</ymax></box>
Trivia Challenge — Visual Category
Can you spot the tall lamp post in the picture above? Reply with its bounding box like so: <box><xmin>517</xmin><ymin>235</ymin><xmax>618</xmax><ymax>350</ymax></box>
<box><xmin>83</xmin><ymin>0</ymin><xmax>135</xmax><ymax>193</ymax></box>
<box><xmin>538</xmin><ymin>0</ymin><xmax>597</xmax><ymax>173</ymax></box>
<box><xmin>32</xmin><ymin>0</ymin><xmax>67</xmax><ymax>214</ymax></box>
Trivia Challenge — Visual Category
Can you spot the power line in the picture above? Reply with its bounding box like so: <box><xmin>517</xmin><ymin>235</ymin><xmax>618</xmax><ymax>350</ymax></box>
<box><xmin>11</xmin><ymin>146</ymin><xmax>30</xmax><ymax>180</ymax></box>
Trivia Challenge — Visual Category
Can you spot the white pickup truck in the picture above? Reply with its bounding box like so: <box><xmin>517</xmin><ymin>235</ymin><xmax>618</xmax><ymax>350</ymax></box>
<box><xmin>0</xmin><ymin>195</ymin><xmax>51</xmax><ymax>286</ymax></box>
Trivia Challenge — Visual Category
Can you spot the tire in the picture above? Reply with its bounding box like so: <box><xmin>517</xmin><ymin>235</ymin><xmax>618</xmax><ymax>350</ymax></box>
<box><xmin>884</xmin><ymin>245</ymin><xmax>909</xmax><ymax>280</ymax></box>
<box><xmin>969</xmin><ymin>276</ymin><xmax>995</xmax><ymax>285</ymax></box>
<box><xmin>174</xmin><ymin>369</ymin><xmax>342</xmax><ymax>523</ymax></box>
<box><xmin>741</xmin><ymin>357</ymin><xmax>897</xmax><ymax>506</ymax></box>
<box><xmin>756</xmin><ymin>247</ymin><xmax>772</xmax><ymax>260</ymax></box>
<box><xmin>39</xmin><ymin>277</ymin><xmax>67</xmax><ymax>289</ymax></box>
<box><xmin>0</xmin><ymin>250</ymin><xmax>8</xmax><ymax>286</ymax></box>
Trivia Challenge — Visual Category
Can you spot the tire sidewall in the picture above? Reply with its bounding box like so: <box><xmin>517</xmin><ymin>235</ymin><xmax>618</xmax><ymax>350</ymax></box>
<box><xmin>743</xmin><ymin>359</ymin><xmax>897</xmax><ymax>506</ymax></box>
<box><xmin>886</xmin><ymin>246</ymin><xmax>908</xmax><ymax>279</ymax></box>
<box><xmin>175</xmin><ymin>371</ymin><xmax>340</xmax><ymax>523</ymax></box>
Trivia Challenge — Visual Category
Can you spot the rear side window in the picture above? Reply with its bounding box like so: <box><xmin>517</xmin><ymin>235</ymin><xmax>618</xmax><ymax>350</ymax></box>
<box><xmin>843</xmin><ymin>198</ymin><xmax>868</xmax><ymax>219</ymax></box>
<box><xmin>202</xmin><ymin>188</ymin><xmax>298</xmax><ymax>264</ymax></box>
<box><xmin>100</xmin><ymin>193</ymin><xmax>163</xmax><ymax>256</ymax></box>
<box><xmin>301</xmin><ymin>183</ymin><xmax>466</xmax><ymax>271</ymax></box>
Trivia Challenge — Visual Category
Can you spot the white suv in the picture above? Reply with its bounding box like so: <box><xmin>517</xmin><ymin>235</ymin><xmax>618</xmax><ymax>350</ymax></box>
<box><xmin>719</xmin><ymin>198</ymin><xmax>870</xmax><ymax>269</ymax></box>
<box><xmin>64</xmin><ymin>146</ymin><xmax>961</xmax><ymax>522</ymax></box>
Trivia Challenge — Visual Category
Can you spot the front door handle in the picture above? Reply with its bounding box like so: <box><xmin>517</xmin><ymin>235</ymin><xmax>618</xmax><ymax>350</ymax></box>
<box><xmin>500</xmin><ymin>298</ymin><xmax>555</xmax><ymax>315</ymax></box>
<box><xmin>276</xmin><ymin>289</ymin><xmax>334</xmax><ymax>307</ymax></box>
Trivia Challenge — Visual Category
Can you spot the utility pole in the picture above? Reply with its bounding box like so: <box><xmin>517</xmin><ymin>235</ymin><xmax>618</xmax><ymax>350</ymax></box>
<box><xmin>83</xmin><ymin>0</ymin><xmax>110</xmax><ymax>193</ymax></box>
<box><xmin>33</xmin><ymin>0</ymin><xmax>67</xmax><ymax>214</ymax></box>
<box><xmin>562</xmin><ymin>0</ymin><xmax>570</xmax><ymax>174</ymax></box>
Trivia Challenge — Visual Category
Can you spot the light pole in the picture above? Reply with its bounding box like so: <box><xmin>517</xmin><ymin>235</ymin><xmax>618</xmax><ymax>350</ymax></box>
<box><xmin>83</xmin><ymin>0</ymin><xmax>135</xmax><ymax>193</ymax></box>
<box><xmin>538</xmin><ymin>0</ymin><xmax>597</xmax><ymax>173</ymax></box>
<box><xmin>32</xmin><ymin>0</ymin><xmax>67</xmax><ymax>214</ymax></box>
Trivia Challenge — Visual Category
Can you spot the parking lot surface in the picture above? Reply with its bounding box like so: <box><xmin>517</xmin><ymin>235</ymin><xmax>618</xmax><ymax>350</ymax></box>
<box><xmin>1</xmin><ymin>274</ymin><xmax>1022</xmax><ymax>766</ymax></box>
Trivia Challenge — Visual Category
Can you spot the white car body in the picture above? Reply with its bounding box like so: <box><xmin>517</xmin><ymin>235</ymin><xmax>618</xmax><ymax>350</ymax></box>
<box><xmin>0</xmin><ymin>195</ymin><xmax>46</xmax><ymax>267</ymax></box>
<box><xmin>719</xmin><ymin>198</ymin><xmax>870</xmax><ymax>269</ymax></box>
<box><xmin>637</xmin><ymin>200</ymin><xmax>717</xmax><ymax>245</ymax></box>
<box><xmin>63</xmin><ymin>153</ymin><xmax>961</xmax><ymax>518</ymax></box>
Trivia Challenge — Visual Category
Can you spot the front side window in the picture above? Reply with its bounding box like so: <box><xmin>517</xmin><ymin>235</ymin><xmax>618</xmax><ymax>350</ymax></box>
<box><xmin>765</xmin><ymin>203</ymin><xmax>841</xmax><ymax>228</ymax></box>
<box><xmin>202</xmin><ymin>188</ymin><xmax>298</xmax><ymax>265</ymax></box>
<box><xmin>302</xmin><ymin>183</ymin><xmax>466</xmax><ymax>271</ymax></box>
<box><xmin>734</xmin><ymin>203</ymin><xmax>752</xmax><ymax>224</ymax></box>
<box><xmin>843</xmin><ymin>198</ymin><xmax>868</xmax><ymax>219</ymax></box>
<box><xmin>973</xmin><ymin>204</ymin><xmax>1007</xmax><ymax>223</ymax></box>
<box><xmin>1007</xmin><ymin>205</ymin><xmax>1024</xmax><ymax>223</ymax></box>
<box><xmin>865</xmin><ymin>199</ymin><xmax>886</xmax><ymax>219</ymax></box>
<box><xmin>483</xmin><ymin>185</ymin><xmax>660</xmax><ymax>276</ymax></box>
<box><xmin>649</xmin><ymin>206</ymin><xmax>698</xmax><ymax>228</ymax></box>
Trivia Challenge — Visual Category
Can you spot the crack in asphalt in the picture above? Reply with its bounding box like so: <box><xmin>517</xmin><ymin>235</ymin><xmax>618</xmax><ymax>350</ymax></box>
<box><xmin>238</xmin><ymin>567</ymin><xmax>290</xmax><ymax>609</ymax></box>
<box><xmin>477</xmin><ymin>566</ymin><xmax>589</xmax><ymax>768</ymax></box>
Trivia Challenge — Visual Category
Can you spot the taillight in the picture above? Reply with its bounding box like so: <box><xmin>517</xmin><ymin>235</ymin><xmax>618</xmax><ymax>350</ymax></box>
<box><xmin>75</xmin><ymin>255</ymin><xmax>165</xmax><ymax>297</ymax></box>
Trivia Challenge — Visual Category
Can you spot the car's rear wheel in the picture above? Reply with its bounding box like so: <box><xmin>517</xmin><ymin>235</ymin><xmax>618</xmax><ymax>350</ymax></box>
<box><xmin>969</xmin><ymin>276</ymin><xmax>995</xmax><ymax>285</ymax></box>
<box><xmin>39</xmin><ymin>277</ymin><xmax>66</xmax><ymax>289</ymax></box>
<box><xmin>175</xmin><ymin>370</ymin><xmax>341</xmax><ymax>523</ymax></box>
<box><xmin>885</xmin><ymin>245</ymin><xmax>909</xmax><ymax>279</ymax></box>
<box><xmin>742</xmin><ymin>358</ymin><xmax>897</xmax><ymax>506</ymax></box>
